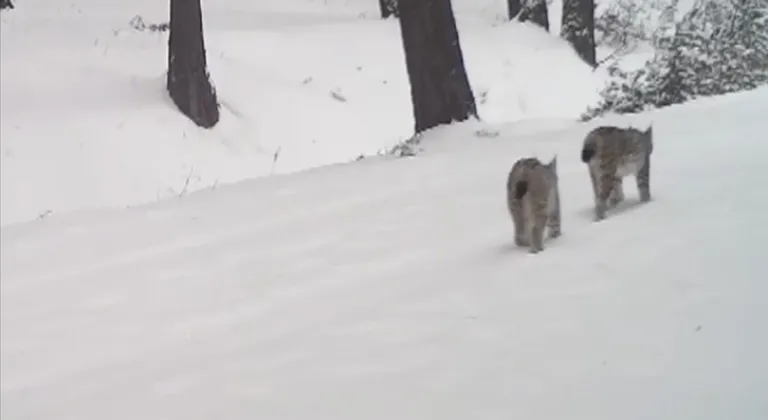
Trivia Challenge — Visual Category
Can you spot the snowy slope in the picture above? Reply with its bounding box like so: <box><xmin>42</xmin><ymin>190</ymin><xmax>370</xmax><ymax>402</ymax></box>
<box><xmin>0</xmin><ymin>0</ymin><xmax>601</xmax><ymax>226</ymax></box>
<box><xmin>3</xmin><ymin>87</ymin><xmax>768</xmax><ymax>420</ymax></box>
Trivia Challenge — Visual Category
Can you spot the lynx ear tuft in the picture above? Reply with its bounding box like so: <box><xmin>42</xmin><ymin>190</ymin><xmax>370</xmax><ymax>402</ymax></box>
<box><xmin>548</xmin><ymin>155</ymin><xmax>558</xmax><ymax>170</ymax></box>
<box><xmin>645</xmin><ymin>124</ymin><xmax>653</xmax><ymax>136</ymax></box>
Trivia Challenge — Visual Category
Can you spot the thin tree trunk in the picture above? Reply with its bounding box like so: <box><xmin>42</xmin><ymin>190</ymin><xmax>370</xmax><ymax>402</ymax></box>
<box><xmin>507</xmin><ymin>0</ymin><xmax>522</xmax><ymax>20</ymax></box>
<box><xmin>519</xmin><ymin>0</ymin><xmax>549</xmax><ymax>31</ymax></box>
<box><xmin>379</xmin><ymin>0</ymin><xmax>399</xmax><ymax>18</ymax></box>
<box><xmin>398</xmin><ymin>0</ymin><xmax>478</xmax><ymax>134</ymax></box>
<box><xmin>167</xmin><ymin>0</ymin><xmax>220</xmax><ymax>128</ymax></box>
<box><xmin>561</xmin><ymin>0</ymin><xmax>597</xmax><ymax>67</ymax></box>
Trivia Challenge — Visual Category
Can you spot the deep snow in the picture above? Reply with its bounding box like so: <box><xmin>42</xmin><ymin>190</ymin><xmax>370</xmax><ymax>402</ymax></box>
<box><xmin>3</xmin><ymin>0</ymin><xmax>766</xmax><ymax>418</ymax></box>
<box><xmin>2</xmin><ymin>86</ymin><xmax>768</xmax><ymax>419</ymax></box>
<box><xmin>0</xmin><ymin>0</ymin><xmax>602</xmax><ymax>226</ymax></box>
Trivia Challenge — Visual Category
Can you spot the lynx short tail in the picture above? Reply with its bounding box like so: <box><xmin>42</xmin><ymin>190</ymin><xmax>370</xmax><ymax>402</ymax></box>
<box><xmin>581</xmin><ymin>146</ymin><xmax>595</xmax><ymax>163</ymax></box>
<box><xmin>514</xmin><ymin>180</ymin><xmax>528</xmax><ymax>200</ymax></box>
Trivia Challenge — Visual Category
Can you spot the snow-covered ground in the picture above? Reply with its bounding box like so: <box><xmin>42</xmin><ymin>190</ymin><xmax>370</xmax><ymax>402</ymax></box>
<box><xmin>0</xmin><ymin>0</ymin><xmax>602</xmax><ymax>226</ymax></box>
<box><xmin>3</xmin><ymin>83</ymin><xmax>768</xmax><ymax>419</ymax></box>
<box><xmin>3</xmin><ymin>0</ymin><xmax>767</xmax><ymax>418</ymax></box>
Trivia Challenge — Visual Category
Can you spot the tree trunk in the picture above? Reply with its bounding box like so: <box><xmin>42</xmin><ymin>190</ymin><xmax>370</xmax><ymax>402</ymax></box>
<box><xmin>0</xmin><ymin>0</ymin><xmax>14</xmax><ymax>10</ymax></box>
<box><xmin>560</xmin><ymin>0</ymin><xmax>597</xmax><ymax>67</ymax></box>
<box><xmin>519</xmin><ymin>0</ymin><xmax>549</xmax><ymax>31</ymax></box>
<box><xmin>379</xmin><ymin>0</ymin><xmax>399</xmax><ymax>18</ymax></box>
<box><xmin>167</xmin><ymin>0</ymin><xmax>220</xmax><ymax>129</ymax></box>
<box><xmin>398</xmin><ymin>0</ymin><xmax>478</xmax><ymax>134</ymax></box>
<box><xmin>507</xmin><ymin>0</ymin><xmax>522</xmax><ymax>20</ymax></box>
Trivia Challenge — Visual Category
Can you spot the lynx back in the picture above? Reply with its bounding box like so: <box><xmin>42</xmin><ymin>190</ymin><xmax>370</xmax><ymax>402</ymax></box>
<box><xmin>581</xmin><ymin>125</ymin><xmax>653</xmax><ymax>221</ymax></box>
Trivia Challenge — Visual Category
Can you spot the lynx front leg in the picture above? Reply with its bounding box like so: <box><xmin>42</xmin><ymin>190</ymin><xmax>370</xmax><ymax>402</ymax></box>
<box><xmin>510</xmin><ymin>201</ymin><xmax>528</xmax><ymax>247</ymax></box>
<box><xmin>636</xmin><ymin>155</ymin><xmax>651</xmax><ymax>202</ymax></box>
<box><xmin>547</xmin><ymin>192</ymin><xmax>562</xmax><ymax>239</ymax></box>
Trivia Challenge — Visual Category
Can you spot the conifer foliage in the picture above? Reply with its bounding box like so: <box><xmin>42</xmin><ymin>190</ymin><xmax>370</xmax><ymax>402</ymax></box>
<box><xmin>584</xmin><ymin>0</ymin><xmax>768</xmax><ymax>120</ymax></box>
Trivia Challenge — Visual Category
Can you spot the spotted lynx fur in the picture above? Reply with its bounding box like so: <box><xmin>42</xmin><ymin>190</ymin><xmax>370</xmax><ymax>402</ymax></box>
<box><xmin>581</xmin><ymin>125</ymin><xmax>653</xmax><ymax>221</ymax></box>
<box><xmin>506</xmin><ymin>156</ymin><xmax>561</xmax><ymax>253</ymax></box>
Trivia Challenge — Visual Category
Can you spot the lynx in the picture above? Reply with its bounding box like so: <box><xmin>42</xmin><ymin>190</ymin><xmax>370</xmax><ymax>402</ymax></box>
<box><xmin>580</xmin><ymin>125</ymin><xmax>653</xmax><ymax>221</ymax></box>
<box><xmin>506</xmin><ymin>156</ymin><xmax>561</xmax><ymax>253</ymax></box>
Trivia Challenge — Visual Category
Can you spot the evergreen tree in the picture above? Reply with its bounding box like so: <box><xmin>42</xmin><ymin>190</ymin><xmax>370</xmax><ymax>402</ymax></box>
<box><xmin>507</xmin><ymin>0</ymin><xmax>522</xmax><ymax>20</ymax></box>
<box><xmin>584</xmin><ymin>0</ymin><xmax>768</xmax><ymax>120</ymax></box>
<box><xmin>167</xmin><ymin>0</ymin><xmax>220</xmax><ymax>128</ymax></box>
<box><xmin>379</xmin><ymin>0</ymin><xmax>398</xmax><ymax>18</ymax></box>
<box><xmin>561</xmin><ymin>0</ymin><xmax>597</xmax><ymax>67</ymax></box>
<box><xmin>397</xmin><ymin>0</ymin><xmax>478</xmax><ymax>133</ymax></box>
<box><xmin>519</xmin><ymin>0</ymin><xmax>550</xmax><ymax>31</ymax></box>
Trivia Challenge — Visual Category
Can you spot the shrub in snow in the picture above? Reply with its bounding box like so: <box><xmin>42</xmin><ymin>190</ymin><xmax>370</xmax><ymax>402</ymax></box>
<box><xmin>129</xmin><ymin>15</ymin><xmax>170</xmax><ymax>33</ymax></box>
<box><xmin>584</xmin><ymin>0</ymin><xmax>768</xmax><ymax>121</ymax></box>
<box><xmin>595</xmin><ymin>0</ymin><xmax>648</xmax><ymax>49</ymax></box>
<box><xmin>595</xmin><ymin>0</ymin><xmax>679</xmax><ymax>50</ymax></box>
<box><xmin>386</xmin><ymin>133</ymin><xmax>423</xmax><ymax>157</ymax></box>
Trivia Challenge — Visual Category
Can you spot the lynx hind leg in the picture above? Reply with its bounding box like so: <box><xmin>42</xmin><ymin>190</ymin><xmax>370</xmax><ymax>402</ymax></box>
<box><xmin>637</xmin><ymin>155</ymin><xmax>651</xmax><ymax>202</ymax></box>
<box><xmin>608</xmin><ymin>177</ymin><xmax>625</xmax><ymax>207</ymax></box>
<box><xmin>595</xmin><ymin>166</ymin><xmax>617</xmax><ymax>221</ymax></box>
<box><xmin>510</xmin><ymin>201</ymin><xmax>529</xmax><ymax>247</ymax></box>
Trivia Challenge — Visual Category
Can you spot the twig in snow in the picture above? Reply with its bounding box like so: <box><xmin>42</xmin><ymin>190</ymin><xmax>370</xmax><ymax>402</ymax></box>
<box><xmin>474</xmin><ymin>128</ymin><xmax>500</xmax><ymax>138</ymax></box>
<box><xmin>330</xmin><ymin>89</ymin><xmax>347</xmax><ymax>103</ymax></box>
<box><xmin>271</xmin><ymin>147</ymin><xmax>282</xmax><ymax>174</ymax></box>
<box><xmin>594</xmin><ymin>41</ymin><xmax>638</xmax><ymax>71</ymax></box>
<box><xmin>37</xmin><ymin>209</ymin><xmax>53</xmax><ymax>220</ymax></box>
<box><xmin>178</xmin><ymin>167</ymin><xmax>195</xmax><ymax>197</ymax></box>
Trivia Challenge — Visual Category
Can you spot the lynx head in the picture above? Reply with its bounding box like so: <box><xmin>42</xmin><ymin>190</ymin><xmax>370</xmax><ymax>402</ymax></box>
<box><xmin>627</xmin><ymin>124</ymin><xmax>653</xmax><ymax>147</ymax></box>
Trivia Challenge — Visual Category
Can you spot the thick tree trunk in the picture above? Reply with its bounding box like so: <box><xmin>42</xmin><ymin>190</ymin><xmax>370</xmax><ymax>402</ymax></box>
<box><xmin>167</xmin><ymin>0</ymin><xmax>220</xmax><ymax>128</ymax></box>
<box><xmin>507</xmin><ymin>0</ymin><xmax>522</xmax><ymax>20</ymax></box>
<box><xmin>398</xmin><ymin>0</ymin><xmax>478</xmax><ymax>134</ymax></box>
<box><xmin>560</xmin><ymin>0</ymin><xmax>597</xmax><ymax>67</ymax></box>
<box><xmin>379</xmin><ymin>0</ymin><xmax>399</xmax><ymax>18</ymax></box>
<box><xmin>519</xmin><ymin>0</ymin><xmax>549</xmax><ymax>31</ymax></box>
<box><xmin>0</xmin><ymin>0</ymin><xmax>14</xmax><ymax>10</ymax></box>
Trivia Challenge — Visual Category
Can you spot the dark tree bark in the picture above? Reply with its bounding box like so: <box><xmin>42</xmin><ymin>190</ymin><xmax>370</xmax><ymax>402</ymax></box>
<box><xmin>561</xmin><ymin>0</ymin><xmax>597</xmax><ymax>67</ymax></box>
<box><xmin>519</xmin><ymin>0</ymin><xmax>549</xmax><ymax>31</ymax></box>
<box><xmin>167</xmin><ymin>0</ymin><xmax>219</xmax><ymax>129</ymax></box>
<box><xmin>397</xmin><ymin>0</ymin><xmax>478</xmax><ymax>134</ymax></box>
<box><xmin>0</xmin><ymin>0</ymin><xmax>14</xmax><ymax>10</ymax></box>
<box><xmin>379</xmin><ymin>0</ymin><xmax>398</xmax><ymax>18</ymax></box>
<box><xmin>507</xmin><ymin>0</ymin><xmax>522</xmax><ymax>20</ymax></box>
